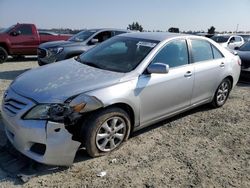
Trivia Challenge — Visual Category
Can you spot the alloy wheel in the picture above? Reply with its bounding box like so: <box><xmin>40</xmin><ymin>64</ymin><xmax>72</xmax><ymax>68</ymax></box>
<box><xmin>216</xmin><ymin>81</ymin><xmax>229</xmax><ymax>105</ymax></box>
<box><xmin>96</xmin><ymin>116</ymin><xmax>127</xmax><ymax>152</ymax></box>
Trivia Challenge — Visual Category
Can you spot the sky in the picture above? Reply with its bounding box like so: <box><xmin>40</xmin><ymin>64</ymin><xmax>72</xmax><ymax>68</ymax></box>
<box><xmin>0</xmin><ymin>0</ymin><xmax>250</xmax><ymax>32</ymax></box>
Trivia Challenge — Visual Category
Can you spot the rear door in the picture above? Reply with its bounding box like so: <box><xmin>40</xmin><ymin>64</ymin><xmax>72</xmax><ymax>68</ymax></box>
<box><xmin>189</xmin><ymin>39</ymin><xmax>225</xmax><ymax>105</ymax></box>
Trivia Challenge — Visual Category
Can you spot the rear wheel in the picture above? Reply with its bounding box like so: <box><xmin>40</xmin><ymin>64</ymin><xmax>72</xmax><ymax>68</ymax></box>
<box><xmin>82</xmin><ymin>107</ymin><xmax>131</xmax><ymax>157</ymax></box>
<box><xmin>212</xmin><ymin>78</ymin><xmax>231</xmax><ymax>107</ymax></box>
<box><xmin>0</xmin><ymin>47</ymin><xmax>8</xmax><ymax>63</ymax></box>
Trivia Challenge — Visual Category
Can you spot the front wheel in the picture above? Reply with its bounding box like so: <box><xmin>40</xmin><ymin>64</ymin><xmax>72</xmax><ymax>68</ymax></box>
<box><xmin>212</xmin><ymin>78</ymin><xmax>231</xmax><ymax>108</ymax></box>
<box><xmin>82</xmin><ymin>107</ymin><xmax>131</xmax><ymax>157</ymax></box>
<box><xmin>0</xmin><ymin>47</ymin><xmax>8</xmax><ymax>63</ymax></box>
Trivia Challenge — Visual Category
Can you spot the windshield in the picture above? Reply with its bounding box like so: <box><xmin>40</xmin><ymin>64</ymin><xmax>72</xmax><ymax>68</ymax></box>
<box><xmin>239</xmin><ymin>41</ymin><xmax>250</xmax><ymax>51</ymax></box>
<box><xmin>0</xmin><ymin>25</ymin><xmax>15</xmax><ymax>33</ymax></box>
<box><xmin>211</xmin><ymin>36</ymin><xmax>230</xmax><ymax>43</ymax></box>
<box><xmin>78</xmin><ymin>36</ymin><xmax>159</xmax><ymax>73</ymax></box>
<box><xmin>68</xmin><ymin>30</ymin><xmax>96</xmax><ymax>42</ymax></box>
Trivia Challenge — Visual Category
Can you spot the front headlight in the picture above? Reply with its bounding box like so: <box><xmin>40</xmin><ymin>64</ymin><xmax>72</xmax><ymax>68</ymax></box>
<box><xmin>24</xmin><ymin>104</ymin><xmax>50</xmax><ymax>119</ymax></box>
<box><xmin>48</xmin><ymin>47</ymin><xmax>63</xmax><ymax>55</ymax></box>
<box><xmin>23</xmin><ymin>95</ymin><xmax>103</xmax><ymax>122</ymax></box>
<box><xmin>23</xmin><ymin>104</ymin><xmax>70</xmax><ymax>121</ymax></box>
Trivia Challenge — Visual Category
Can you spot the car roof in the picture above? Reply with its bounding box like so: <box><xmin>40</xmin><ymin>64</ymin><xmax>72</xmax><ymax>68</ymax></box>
<box><xmin>85</xmin><ymin>28</ymin><xmax>130</xmax><ymax>33</ymax></box>
<box><xmin>212</xmin><ymin>34</ymin><xmax>242</xmax><ymax>37</ymax></box>
<box><xmin>120</xmin><ymin>32</ymin><xmax>188</xmax><ymax>41</ymax></box>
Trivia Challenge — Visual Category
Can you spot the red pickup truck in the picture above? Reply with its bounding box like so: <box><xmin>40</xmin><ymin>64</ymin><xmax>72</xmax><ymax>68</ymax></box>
<box><xmin>0</xmin><ymin>23</ymin><xmax>71</xmax><ymax>63</ymax></box>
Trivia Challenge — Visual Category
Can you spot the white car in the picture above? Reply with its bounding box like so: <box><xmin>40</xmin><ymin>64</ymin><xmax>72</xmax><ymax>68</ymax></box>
<box><xmin>211</xmin><ymin>35</ymin><xmax>244</xmax><ymax>50</ymax></box>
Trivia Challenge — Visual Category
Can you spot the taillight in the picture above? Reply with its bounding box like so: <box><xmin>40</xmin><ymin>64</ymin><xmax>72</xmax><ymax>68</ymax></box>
<box><xmin>238</xmin><ymin>59</ymin><xmax>241</xmax><ymax>66</ymax></box>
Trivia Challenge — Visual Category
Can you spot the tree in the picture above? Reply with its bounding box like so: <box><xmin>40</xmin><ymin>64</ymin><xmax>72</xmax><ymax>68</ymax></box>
<box><xmin>127</xmin><ymin>22</ymin><xmax>143</xmax><ymax>32</ymax></box>
<box><xmin>168</xmin><ymin>27</ymin><xmax>179</xmax><ymax>33</ymax></box>
<box><xmin>208</xmin><ymin>26</ymin><xmax>216</xmax><ymax>34</ymax></box>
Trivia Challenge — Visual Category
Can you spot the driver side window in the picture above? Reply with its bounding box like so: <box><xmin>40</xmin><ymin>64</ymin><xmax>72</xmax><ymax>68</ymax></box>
<box><xmin>16</xmin><ymin>25</ymin><xmax>33</xmax><ymax>35</ymax></box>
<box><xmin>93</xmin><ymin>31</ymin><xmax>112</xmax><ymax>43</ymax></box>
<box><xmin>151</xmin><ymin>39</ymin><xmax>189</xmax><ymax>68</ymax></box>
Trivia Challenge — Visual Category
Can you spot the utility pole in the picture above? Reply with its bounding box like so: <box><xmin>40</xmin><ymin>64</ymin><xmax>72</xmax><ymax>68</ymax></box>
<box><xmin>235</xmin><ymin>24</ymin><xmax>239</xmax><ymax>33</ymax></box>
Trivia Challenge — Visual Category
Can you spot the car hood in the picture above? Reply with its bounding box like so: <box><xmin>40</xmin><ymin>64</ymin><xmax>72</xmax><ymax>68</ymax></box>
<box><xmin>39</xmin><ymin>40</ymin><xmax>86</xmax><ymax>48</ymax></box>
<box><xmin>11</xmin><ymin>59</ymin><xmax>125</xmax><ymax>103</ymax></box>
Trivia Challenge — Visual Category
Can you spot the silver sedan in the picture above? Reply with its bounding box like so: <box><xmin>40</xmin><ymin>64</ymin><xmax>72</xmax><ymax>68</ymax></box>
<box><xmin>1</xmin><ymin>32</ymin><xmax>241</xmax><ymax>165</ymax></box>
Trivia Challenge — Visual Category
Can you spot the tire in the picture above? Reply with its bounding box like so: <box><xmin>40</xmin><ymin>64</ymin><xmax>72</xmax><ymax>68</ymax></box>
<box><xmin>38</xmin><ymin>60</ymin><xmax>45</xmax><ymax>66</ymax></box>
<box><xmin>212</xmin><ymin>78</ymin><xmax>232</xmax><ymax>108</ymax></box>
<box><xmin>81</xmin><ymin>107</ymin><xmax>131</xmax><ymax>157</ymax></box>
<box><xmin>0</xmin><ymin>47</ymin><xmax>8</xmax><ymax>63</ymax></box>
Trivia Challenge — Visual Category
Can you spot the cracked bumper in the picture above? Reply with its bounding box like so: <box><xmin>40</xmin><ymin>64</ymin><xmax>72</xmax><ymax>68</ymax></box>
<box><xmin>2</xmin><ymin>110</ymin><xmax>81</xmax><ymax>166</ymax></box>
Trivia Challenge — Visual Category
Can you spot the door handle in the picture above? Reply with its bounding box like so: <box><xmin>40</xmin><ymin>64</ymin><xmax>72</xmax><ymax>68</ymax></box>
<box><xmin>184</xmin><ymin>71</ymin><xmax>192</xmax><ymax>77</ymax></box>
<box><xmin>220</xmin><ymin>62</ymin><xmax>225</xmax><ymax>67</ymax></box>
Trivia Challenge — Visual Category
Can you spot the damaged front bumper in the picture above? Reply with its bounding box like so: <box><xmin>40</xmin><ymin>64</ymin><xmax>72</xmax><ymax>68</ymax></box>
<box><xmin>2</xmin><ymin>114</ymin><xmax>81</xmax><ymax>166</ymax></box>
<box><xmin>1</xmin><ymin>88</ymin><xmax>81</xmax><ymax>166</ymax></box>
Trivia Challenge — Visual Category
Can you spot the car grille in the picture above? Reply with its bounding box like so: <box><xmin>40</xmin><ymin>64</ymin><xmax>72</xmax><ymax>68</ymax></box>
<box><xmin>3</xmin><ymin>94</ymin><xmax>27</xmax><ymax>116</ymax></box>
<box><xmin>37</xmin><ymin>48</ymin><xmax>47</xmax><ymax>58</ymax></box>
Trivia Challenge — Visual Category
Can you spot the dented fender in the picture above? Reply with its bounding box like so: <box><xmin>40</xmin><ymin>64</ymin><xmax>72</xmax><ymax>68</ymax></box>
<box><xmin>69</xmin><ymin>94</ymin><xmax>104</xmax><ymax>113</ymax></box>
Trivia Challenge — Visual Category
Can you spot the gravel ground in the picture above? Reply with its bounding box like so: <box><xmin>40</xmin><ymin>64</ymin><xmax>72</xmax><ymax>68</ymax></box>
<box><xmin>0</xmin><ymin>58</ymin><xmax>249</xmax><ymax>188</ymax></box>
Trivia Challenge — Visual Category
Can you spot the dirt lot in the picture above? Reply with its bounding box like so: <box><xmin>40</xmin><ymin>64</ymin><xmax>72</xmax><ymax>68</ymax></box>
<box><xmin>0</xmin><ymin>58</ymin><xmax>249</xmax><ymax>188</ymax></box>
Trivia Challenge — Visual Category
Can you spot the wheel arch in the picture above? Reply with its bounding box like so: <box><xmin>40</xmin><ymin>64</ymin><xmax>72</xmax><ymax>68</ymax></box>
<box><xmin>0</xmin><ymin>43</ymin><xmax>9</xmax><ymax>54</ymax></box>
<box><xmin>224</xmin><ymin>75</ymin><xmax>233</xmax><ymax>89</ymax></box>
<box><xmin>105</xmin><ymin>102</ymin><xmax>136</xmax><ymax>132</ymax></box>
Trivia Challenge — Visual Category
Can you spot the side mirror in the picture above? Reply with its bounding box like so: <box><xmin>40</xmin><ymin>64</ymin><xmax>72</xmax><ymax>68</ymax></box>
<box><xmin>90</xmin><ymin>38</ymin><xmax>99</xmax><ymax>45</ymax></box>
<box><xmin>10</xmin><ymin>30</ymin><xmax>21</xmax><ymax>36</ymax></box>
<box><xmin>234</xmin><ymin>47</ymin><xmax>239</xmax><ymax>50</ymax></box>
<box><xmin>147</xmin><ymin>63</ymin><xmax>169</xmax><ymax>74</ymax></box>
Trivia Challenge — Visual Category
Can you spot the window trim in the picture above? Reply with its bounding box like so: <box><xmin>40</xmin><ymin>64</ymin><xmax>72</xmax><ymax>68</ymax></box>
<box><xmin>210</xmin><ymin>44</ymin><xmax>224</xmax><ymax>59</ymax></box>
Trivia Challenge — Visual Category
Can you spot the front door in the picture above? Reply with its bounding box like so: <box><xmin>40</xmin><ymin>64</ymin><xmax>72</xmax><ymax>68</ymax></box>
<box><xmin>137</xmin><ymin>39</ymin><xmax>194</xmax><ymax>125</ymax></box>
<box><xmin>9</xmin><ymin>25</ymin><xmax>38</xmax><ymax>54</ymax></box>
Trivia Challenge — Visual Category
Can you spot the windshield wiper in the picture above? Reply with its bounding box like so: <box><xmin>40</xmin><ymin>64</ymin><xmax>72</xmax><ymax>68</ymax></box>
<box><xmin>74</xmin><ymin>55</ymin><xmax>81</xmax><ymax>62</ymax></box>
<box><xmin>84</xmin><ymin>61</ymin><xmax>102</xmax><ymax>69</ymax></box>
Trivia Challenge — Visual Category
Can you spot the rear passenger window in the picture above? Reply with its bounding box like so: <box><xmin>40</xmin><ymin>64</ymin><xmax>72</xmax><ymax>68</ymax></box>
<box><xmin>151</xmin><ymin>39</ymin><xmax>189</xmax><ymax>68</ymax></box>
<box><xmin>191</xmin><ymin>40</ymin><xmax>213</xmax><ymax>62</ymax></box>
<box><xmin>212</xmin><ymin>45</ymin><xmax>224</xmax><ymax>59</ymax></box>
